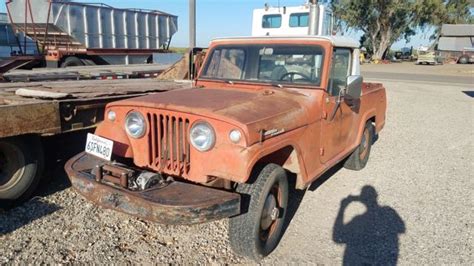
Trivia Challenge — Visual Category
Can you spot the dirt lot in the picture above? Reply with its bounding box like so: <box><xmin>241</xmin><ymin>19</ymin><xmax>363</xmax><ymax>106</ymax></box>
<box><xmin>0</xmin><ymin>66</ymin><xmax>473</xmax><ymax>264</ymax></box>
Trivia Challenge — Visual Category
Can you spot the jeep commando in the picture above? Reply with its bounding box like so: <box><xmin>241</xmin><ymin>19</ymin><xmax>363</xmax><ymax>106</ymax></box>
<box><xmin>66</xmin><ymin>36</ymin><xmax>387</xmax><ymax>261</ymax></box>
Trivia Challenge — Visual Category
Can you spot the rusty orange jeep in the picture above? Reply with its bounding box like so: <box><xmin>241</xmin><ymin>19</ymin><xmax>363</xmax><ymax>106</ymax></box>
<box><xmin>65</xmin><ymin>36</ymin><xmax>387</xmax><ymax>260</ymax></box>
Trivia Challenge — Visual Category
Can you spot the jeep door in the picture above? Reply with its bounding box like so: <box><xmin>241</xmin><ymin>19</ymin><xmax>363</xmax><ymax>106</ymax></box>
<box><xmin>320</xmin><ymin>48</ymin><xmax>358</xmax><ymax>164</ymax></box>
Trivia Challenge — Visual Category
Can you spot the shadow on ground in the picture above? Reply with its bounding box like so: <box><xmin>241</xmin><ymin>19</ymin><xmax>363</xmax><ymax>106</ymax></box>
<box><xmin>333</xmin><ymin>186</ymin><xmax>405</xmax><ymax>265</ymax></box>
<box><xmin>462</xmin><ymin>91</ymin><xmax>474</xmax><ymax>98</ymax></box>
<box><xmin>0</xmin><ymin>198</ymin><xmax>62</xmax><ymax>235</ymax></box>
<box><xmin>280</xmin><ymin>135</ymin><xmax>404</xmax><ymax>265</ymax></box>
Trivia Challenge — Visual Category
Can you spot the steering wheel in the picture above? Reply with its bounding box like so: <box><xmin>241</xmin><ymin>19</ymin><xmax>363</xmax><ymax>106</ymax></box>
<box><xmin>279</xmin><ymin>72</ymin><xmax>312</xmax><ymax>82</ymax></box>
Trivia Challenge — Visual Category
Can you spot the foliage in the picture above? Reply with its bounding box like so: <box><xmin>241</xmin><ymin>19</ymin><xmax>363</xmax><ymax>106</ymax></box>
<box><xmin>332</xmin><ymin>0</ymin><xmax>473</xmax><ymax>60</ymax></box>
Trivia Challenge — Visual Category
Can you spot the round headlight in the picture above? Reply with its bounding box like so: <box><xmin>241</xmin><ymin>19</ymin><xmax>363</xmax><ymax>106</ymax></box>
<box><xmin>229</xmin><ymin>129</ymin><xmax>242</xmax><ymax>144</ymax></box>
<box><xmin>107</xmin><ymin>110</ymin><xmax>116</xmax><ymax>122</ymax></box>
<box><xmin>190</xmin><ymin>122</ymin><xmax>215</xmax><ymax>152</ymax></box>
<box><xmin>125</xmin><ymin>111</ymin><xmax>146</xmax><ymax>139</ymax></box>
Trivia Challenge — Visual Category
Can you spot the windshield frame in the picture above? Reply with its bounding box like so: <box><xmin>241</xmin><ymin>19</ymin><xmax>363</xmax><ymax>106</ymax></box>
<box><xmin>198</xmin><ymin>43</ymin><xmax>326</xmax><ymax>89</ymax></box>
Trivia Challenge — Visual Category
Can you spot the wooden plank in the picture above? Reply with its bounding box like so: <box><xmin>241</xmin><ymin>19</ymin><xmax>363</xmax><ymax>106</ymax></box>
<box><xmin>4</xmin><ymin>64</ymin><xmax>174</xmax><ymax>82</ymax></box>
<box><xmin>15</xmin><ymin>88</ymin><xmax>70</xmax><ymax>99</ymax></box>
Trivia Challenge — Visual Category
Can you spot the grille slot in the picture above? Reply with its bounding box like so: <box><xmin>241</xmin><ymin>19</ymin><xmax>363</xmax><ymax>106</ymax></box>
<box><xmin>147</xmin><ymin>113</ymin><xmax>191</xmax><ymax>175</ymax></box>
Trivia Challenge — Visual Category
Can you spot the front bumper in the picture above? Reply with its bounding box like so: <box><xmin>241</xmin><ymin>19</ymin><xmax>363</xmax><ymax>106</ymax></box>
<box><xmin>65</xmin><ymin>152</ymin><xmax>241</xmax><ymax>225</ymax></box>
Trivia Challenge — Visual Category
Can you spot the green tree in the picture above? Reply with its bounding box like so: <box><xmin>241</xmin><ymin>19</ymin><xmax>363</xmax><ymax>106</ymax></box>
<box><xmin>332</xmin><ymin>0</ymin><xmax>473</xmax><ymax>60</ymax></box>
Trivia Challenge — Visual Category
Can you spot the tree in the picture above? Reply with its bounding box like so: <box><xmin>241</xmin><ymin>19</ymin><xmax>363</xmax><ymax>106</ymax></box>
<box><xmin>425</xmin><ymin>0</ymin><xmax>474</xmax><ymax>40</ymax></box>
<box><xmin>332</xmin><ymin>0</ymin><xmax>473</xmax><ymax>60</ymax></box>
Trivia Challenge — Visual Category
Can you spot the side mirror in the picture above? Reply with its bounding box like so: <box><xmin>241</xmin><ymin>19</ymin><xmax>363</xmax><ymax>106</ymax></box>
<box><xmin>345</xmin><ymin>75</ymin><xmax>363</xmax><ymax>100</ymax></box>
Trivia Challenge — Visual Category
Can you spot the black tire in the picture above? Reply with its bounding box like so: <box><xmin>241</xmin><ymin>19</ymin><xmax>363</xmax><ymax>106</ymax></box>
<box><xmin>60</xmin><ymin>56</ymin><xmax>85</xmax><ymax>68</ymax></box>
<box><xmin>229</xmin><ymin>164</ymin><xmax>289</xmax><ymax>261</ymax></box>
<box><xmin>344</xmin><ymin>121</ymin><xmax>374</xmax><ymax>171</ymax></box>
<box><xmin>0</xmin><ymin>137</ymin><xmax>44</xmax><ymax>201</ymax></box>
<box><xmin>458</xmin><ymin>56</ymin><xmax>469</xmax><ymax>64</ymax></box>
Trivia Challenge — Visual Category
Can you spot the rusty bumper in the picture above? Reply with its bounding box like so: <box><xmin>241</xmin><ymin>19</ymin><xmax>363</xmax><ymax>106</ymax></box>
<box><xmin>65</xmin><ymin>152</ymin><xmax>241</xmax><ymax>225</ymax></box>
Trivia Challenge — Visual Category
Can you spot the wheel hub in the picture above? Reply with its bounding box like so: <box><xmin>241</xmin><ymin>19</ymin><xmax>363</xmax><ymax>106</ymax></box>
<box><xmin>261</xmin><ymin>193</ymin><xmax>279</xmax><ymax>230</ymax></box>
<box><xmin>359</xmin><ymin>129</ymin><xmax>370</xmax><ymax>159</ymax></box>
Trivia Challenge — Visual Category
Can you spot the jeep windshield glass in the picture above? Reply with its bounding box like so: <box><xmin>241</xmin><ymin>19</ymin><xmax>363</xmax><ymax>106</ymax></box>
<box><xmin>201</xmin><ymin>44</ymin><xmax>324</xmax><ymax>87</ymax></box>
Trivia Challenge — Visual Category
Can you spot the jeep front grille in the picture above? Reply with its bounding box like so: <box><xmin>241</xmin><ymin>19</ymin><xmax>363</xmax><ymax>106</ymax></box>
<box><xmin>147</xmin><ymin>113</ymin><xmax>191</xmax><ymax>175</ymax></box>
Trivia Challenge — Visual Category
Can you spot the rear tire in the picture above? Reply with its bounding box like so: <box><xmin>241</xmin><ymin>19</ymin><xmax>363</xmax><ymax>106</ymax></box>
<box><xmin>229</xmin><ymin>164</ymin><xmax>289</xmax><ymax>261</ymax></box>
<box><xmin>0</xmin><ymin>137</ymin><xmax>44</xmax><ymax>202</ymax></box>
<box><xmin>458</xmin><ymin>56</ymin><xmax>469</xmax><ymax>64</ymax></box>
<box><xmin>344</xmin><ymin>122</ymin><xmax>374</xmax><ymax>171</ymax></box>
<box><xmin>60</xmin><ymin>56</ymin><xmax>85</xmax><ymax>68</ymax></box>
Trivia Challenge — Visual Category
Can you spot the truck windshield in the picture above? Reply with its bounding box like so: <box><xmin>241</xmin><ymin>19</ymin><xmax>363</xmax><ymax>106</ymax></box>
<box><xmin>201</xmin><ymin>44</ymin><xmax>324</xmax><ymax>87</ymax></box>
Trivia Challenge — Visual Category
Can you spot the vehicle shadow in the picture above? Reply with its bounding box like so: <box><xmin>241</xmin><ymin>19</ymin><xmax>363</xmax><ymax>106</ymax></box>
<box><xmin>0</xmin><ymin>198</ymin><xmax>61</xmax><ymax>235</ymax></box>
<box><xmin>37</xmin><ymin>130</ymin><xmax>91</xmax><ymax>197</ymax></box>
<box><xmin>333</xmin><ymin>186</ymin><xmax>405</xmax><ymax>265</ymax></box>
<box><xmin>281</xmin><ymin>162</ymin><xmax>345</xmax><ymax>240</ymax></box>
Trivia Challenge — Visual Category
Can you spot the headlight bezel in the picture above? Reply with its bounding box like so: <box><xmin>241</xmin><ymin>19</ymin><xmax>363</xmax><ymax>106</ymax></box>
<box><xmin>189</xmin><ymin>121</ymin><xmax>216</xmax><ymax>152</ymax></box>
<box><xmin>125</xmin><ymin>111</ymin><xmax>147</xmax><ymax>139</ymax></box>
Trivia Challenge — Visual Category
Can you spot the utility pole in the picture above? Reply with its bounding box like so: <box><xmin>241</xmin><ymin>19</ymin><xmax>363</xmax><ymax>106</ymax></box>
<box><xmin>189</xmin><ymin>0</ymin><xmax>196</xmax><ymax>48</ymax></box>
<box><xmin>308</xmin><ymin>0</ymin><xmax>319</xmax><ymax>35</ymax></box>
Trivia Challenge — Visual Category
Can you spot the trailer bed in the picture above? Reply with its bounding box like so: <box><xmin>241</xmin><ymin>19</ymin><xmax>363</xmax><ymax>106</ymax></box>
<box><xmin>0</xmin><ymin>79</ymin><xmax>191</xmax><ymax>138</ymax></box>
<box><xmin>3</xmin><ymin>63</ymin><xmax>176</xmax><ymax>82</ymax></box>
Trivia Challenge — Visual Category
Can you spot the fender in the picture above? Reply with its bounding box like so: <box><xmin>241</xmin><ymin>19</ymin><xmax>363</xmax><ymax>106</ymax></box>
<box><xmin>245</xmin><ymin>126</ymin><xmax>309</xmax><ymax>188</ymax></box>
<box><xmin>349</xmin><ymin>108</ymin><xmax>377</xmax><ymax>152</ymax></box>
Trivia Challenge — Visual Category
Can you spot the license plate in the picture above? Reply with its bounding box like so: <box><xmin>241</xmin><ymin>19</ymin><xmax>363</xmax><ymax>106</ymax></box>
<box><xmin>85</xmin><ymin>133</ymin><xmax>114</xmax><ymax>161</ymax></box>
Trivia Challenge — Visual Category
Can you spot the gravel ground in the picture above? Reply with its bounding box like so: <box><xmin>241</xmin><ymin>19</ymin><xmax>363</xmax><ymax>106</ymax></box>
<box><xmin>1</xmin><ymin>78</ymin><xmax>473</xmax><ymax>264</ymax></box>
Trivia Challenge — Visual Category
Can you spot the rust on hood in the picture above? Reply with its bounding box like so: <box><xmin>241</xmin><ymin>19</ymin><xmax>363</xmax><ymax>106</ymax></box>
<box><xmin>109</xmin><ymin>87</ymin><xmax>310</xmax><ymax>145</ymax></box>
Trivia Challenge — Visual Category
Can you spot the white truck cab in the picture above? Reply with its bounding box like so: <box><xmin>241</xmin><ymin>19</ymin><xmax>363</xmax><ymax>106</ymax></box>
<box><xmin>252</xmin><ymin>3</ymin><xmax>334</xmax><ymax>37</ymax></box>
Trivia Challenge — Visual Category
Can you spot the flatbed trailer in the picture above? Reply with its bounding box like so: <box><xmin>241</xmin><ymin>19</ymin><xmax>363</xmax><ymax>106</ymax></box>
<box><xmin>2</xmin><ymin>62</ymin><xmax>174</xmax><ymax>82</ymax></box>
<box><xmin>0</xmin><ymin>78</ymin><xmax>191</xmax><ymax>204</ymax></box>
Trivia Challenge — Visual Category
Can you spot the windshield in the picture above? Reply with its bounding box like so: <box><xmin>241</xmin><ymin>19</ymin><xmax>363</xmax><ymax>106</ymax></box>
<box><xmin>201</xmin><ymin>44</ymin><xmax>324</xmax><ymax>87</ymax></box>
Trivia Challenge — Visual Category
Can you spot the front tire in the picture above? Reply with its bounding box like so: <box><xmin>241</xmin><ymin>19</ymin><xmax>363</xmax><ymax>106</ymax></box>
<box><xmin>344</xmin><ymin>121</ymin><xmax>374</xmax><ymax>171</ymax></box>
<box><xmin>0</xmin><ymin>137</ymin><xmax>44</xmax><ymax>202</ymax></box>
<box><xmin>229</xmin><ymin>164</ymin><xmax>289</xmax><ymax>261</ymax></box>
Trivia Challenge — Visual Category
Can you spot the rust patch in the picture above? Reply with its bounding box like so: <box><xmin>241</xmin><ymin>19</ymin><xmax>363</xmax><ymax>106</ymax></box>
<box><xmin>65</xmin><ymin>152</ymin><xmax>241</xmax><ymax>225</ymax></box>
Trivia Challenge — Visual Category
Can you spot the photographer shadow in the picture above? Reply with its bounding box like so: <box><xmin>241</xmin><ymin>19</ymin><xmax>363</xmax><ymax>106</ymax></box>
<box><xmin>333</xmin><ymin>186</ymin><xmax>405</xmax><ymax>265</ymax></box>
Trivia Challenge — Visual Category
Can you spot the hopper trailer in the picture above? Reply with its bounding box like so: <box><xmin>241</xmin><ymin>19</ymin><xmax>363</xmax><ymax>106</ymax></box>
<box><xmin>4</xmin><ymin>0</ymin><xmax>178</xmax><ymax>69</ymax></box>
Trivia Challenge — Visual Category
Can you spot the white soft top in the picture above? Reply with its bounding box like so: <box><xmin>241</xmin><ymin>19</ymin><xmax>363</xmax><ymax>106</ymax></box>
<box><xmin>212</xmin><ymin>35</ymin><xmax>360</xmax><ymax>49</ymax></box>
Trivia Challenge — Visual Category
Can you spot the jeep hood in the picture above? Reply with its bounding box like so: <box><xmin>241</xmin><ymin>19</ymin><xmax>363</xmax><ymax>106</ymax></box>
<box><xmin>111</xmin><ymin>87</ymin><xmax>310</xmax><ymax>145</ymax></box>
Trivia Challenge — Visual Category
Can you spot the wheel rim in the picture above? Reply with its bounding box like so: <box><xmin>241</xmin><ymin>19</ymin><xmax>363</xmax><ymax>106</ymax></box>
<box><xmin>0</xmin><ymin>142</ymin><xmax>26</xmax><ymax>191</ymax></box>
<box><xmin>359</xmin><ymin>128</ymin><xmax>370</xmax><ymax>160</ymax></box>
<box><xmin>259</xmin><ymin>184</ymin><xmax>282</xmax><ymax>242</ymax></box>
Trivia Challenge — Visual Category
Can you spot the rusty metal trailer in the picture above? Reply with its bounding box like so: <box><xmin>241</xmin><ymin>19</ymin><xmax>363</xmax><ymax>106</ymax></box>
<box><xmin>0</xmin><ymin>78</ymin><xmax>191</xmax><ymax>204</ymax></box>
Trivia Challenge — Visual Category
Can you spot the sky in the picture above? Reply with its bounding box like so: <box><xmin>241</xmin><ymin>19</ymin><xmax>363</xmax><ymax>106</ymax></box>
<box><xmin>1</xmin><ymin>0</ymin><xmax>437</xmax><ymax>49</ymax></box>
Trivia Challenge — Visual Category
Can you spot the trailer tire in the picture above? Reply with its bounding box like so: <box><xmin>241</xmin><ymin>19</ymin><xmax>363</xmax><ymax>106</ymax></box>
<box><xmin>0</xmin><ymin>137</ymin><xmax>44</xmax><ymax>202</ymax></box>
<box><xmin>344</xmin><ymin>121</ymin><xmax>374</xmax><ymax>171</ymax></box>
<box><xmin>229</xmin><ymin>164</ymin><xmax>288</xmax><ymax>261</ymax></box>
<box><xmin>458</xmin><ymin>56</ymin><xmax>469</xmax><ymax>64</ymax></box>
<box><xmin>60</xmin><ymin>56</ymin><xmax>85</xmax><ymax>68</ymax></box>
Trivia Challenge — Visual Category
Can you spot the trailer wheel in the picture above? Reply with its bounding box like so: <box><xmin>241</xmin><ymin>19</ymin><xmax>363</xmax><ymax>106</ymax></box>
<box><xmin>229</xmin><ymin>164</ymin><xmax>288</xmax><ymax>261</ymax></box>
<box><xmin>0</xmin><ymin>137</ymin><xmax>44</xmax><ymax>201</ymax></box>
<box><xmin>458</xmin><ymin>56</ymin><xmax>469</xmax><ymax>64</ymax></box>
<box><xmin>60</xmin><ymin>56</ymin><xmax>85</xmax><ymax>68</ymax></box>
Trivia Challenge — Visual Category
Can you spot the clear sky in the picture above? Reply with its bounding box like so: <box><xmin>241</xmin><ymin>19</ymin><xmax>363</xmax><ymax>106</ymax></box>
<box><xmin>1</xmin><ymin>0</ymin><xmax>436</xmax><ymax>49</ymax></box>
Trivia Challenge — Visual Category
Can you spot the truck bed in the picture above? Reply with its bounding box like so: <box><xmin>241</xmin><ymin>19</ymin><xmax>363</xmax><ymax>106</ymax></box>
<box><xmin>0</xmin><ymin>79</ymin><xmax>191</xmax><ymax>138</ymax></box>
